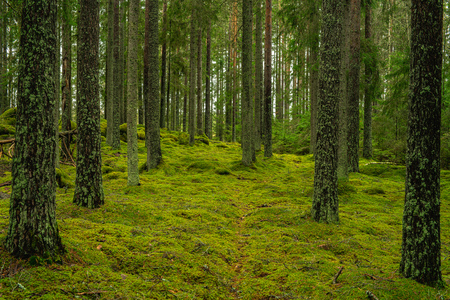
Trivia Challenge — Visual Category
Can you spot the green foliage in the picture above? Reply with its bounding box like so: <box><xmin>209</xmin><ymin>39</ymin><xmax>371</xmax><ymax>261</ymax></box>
<box><xmin>0</xmin><ymin>107</ymin><xmax>17</xmax><ymax>126</ymax></box>
<box><xmin>441</xmin><ymin>133</ymin><xmax>450</xmax><ymax>170</ymax></box>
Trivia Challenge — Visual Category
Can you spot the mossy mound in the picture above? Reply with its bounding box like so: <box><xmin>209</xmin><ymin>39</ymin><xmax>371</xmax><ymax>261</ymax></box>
<box><xmin>55</xmin><ymin>167</ymin><xmax>74</xmax><ymax>188</ymax></box>
<box><xmin>0</xmin><ymin>124</ymin><xmax>15</xmax><ymax>136</ymax></box>
<box><xmin>0</xmin><ymin>107</ymin><xmax>16</xmax><ymax>126</ymax></box>
<box><xmin>100</xmin><ymin>118</ymin><xmax>107</xmax><ymax>137</ymax></box>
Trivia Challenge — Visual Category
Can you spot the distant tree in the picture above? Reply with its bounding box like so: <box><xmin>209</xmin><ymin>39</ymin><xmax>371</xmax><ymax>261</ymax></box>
<box><xmin>106</xmin><ymin>0</ymin><xmax>115</xmax><ymax>146</ymax></box>
<box><xmin>197</xmin><ymin>28</ymin><xmax>203</xmax><ymax>135</ymax></box>
<box><xmin>112</xmin><ymin>0</ymin><xmax>121</xmax><ymax>149</ymax></box>
<box><xmin>362</xmin><ymin>0</ymin><xmax>373</xmax><ymax>159</ymax></box>
<box><xmin>263</xmin><ymin>0</ymin><xmax>272</xmax><ymax>158</ymax></box>
<box><xmin>254</xmin><ymin>0</ymin><xmax>263</xmax><ymax>151</ymax></box>
<box><xmin>205</xmin><ymin>20</ymin><xmax>212</xmax><ymax>139</ymax></box>
<box><xmin>311</xmin><ymin>0</ymin><xmax>343</xmax><ymax>223</ymax></box>
<box><xmin>126</xmin><ymin>0</ymin><xmax>140</xmax><ymax>185</ymax></box>
<box><xmin>347</xmin><ymin>0</ymin><xmax>361</xmax><ymax>172</ymax></box>
<box><xmin>6</xmin><ymin>0</ymin><xmax>64</xmax><ymax>257</ymax></box>
<box><xmin>400</xmin><ymin>0</ymin><xmax>443</xmax><ymax>286</ymax></box>
<box><xmin>146</xmin><ymin>0</ymin><xmax>162</xmax><ymax>169</ymax></box>
<box><xmin>61</xmin><ymin>0</ymin><xmax>72</xmax><ymax>159</ymax></box>
<box><xmin>160</xmin><ymin>0</ymin><xmax>168</xmax><ymax>128</ymax></box>
<box><xmin>242</xmin><ymin>0</ymin><xmax>253</xmax><ymax>166</ymax></box>
<box><xmin>189</xmin><ymin>7</ymin><xmax>197</xmax><ymax>145</ymax></box>
<box><xmin>73</xmin><ymin>0</ymin><xmax>105</xmax><ymax>208</ymax></box>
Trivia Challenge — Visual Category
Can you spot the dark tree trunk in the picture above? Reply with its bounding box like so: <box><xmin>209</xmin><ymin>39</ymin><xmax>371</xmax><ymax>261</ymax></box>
<box><xmin>400</xmin><ymin>0</ymin><xmax>443</xmax><ymax>287</ymax></box>
<box><xmin>183</xmin><ymin>73</ymin><xmax>187</xmax><ymax>132</ymax></box>
<box><xmin>61</xmin><ymin>0</ymin><xmax>72</xmax><ymax>159</ymax></box>
<box><xmin>205</xmin><ymin>20</ymin><xmax>212</xmax><ymax>139</ymax></box>
<box><xmin>309</xmin><ymin>9</ymin><xmax>319</xmax><ymax>156</ymax></box>
<box><xmin>338</xmin><ymin>0</ymin><xmax>350</xmax><ymax>180</ymax></box>
<box><xmin>189</xmin><ymin>9</ymin><xmax>197</xmax><ymax>145</ymax></box>
<box><xmin>146</xmin><ymin>0</ymin><xmax>162</xmax><ymax>169</ymax></box>
<box><xmin>143</xmin><ymin>0</ymin><xmax>150</xmax><ymax>142</ymax></box>
<box><xmin>263</xmin><ymin>0</ymin><xmax>272</xmax><ymax>158</ymax></box>
<box><xmin>73</xmin><ymin>0</ymin><xmax>105</xmax><ymax>208</ymax></box>
<box><xmin>166</xmin><ymin>50</ymin><xmax>171</xmax><ymax>130</ymax></box>
<box><xmin>242</xmin><ymin>0</ymin><xmax>253</xmax><ymax>166</ymax></box>
<box><xmin>254</xmin><ymin>0</ymin><xmax>263</xmax><ymax>151</ymax></box>
<box><xmin>112</xmin><ymin>0</ymin><xmax>121</xmax><ymax>149</ymax></box>
<box><xmin>197</xmin><ymin>28</ymin><xmax>203</xmax><ymax>135</ymax></box>
<box><xmin>6</xmin><ymin>0</ymin><xmax>64</xmax><ymax>258</ymax></box>
<box><xmin>362</xmin><ymin>0</ymin><xmax>373</xmax><ymax>159</ymax></box>
<box><xmin>311</xmin><ymin>0</ymin><xmax>343</xmax><ymax>224</ymax></box>
<box><xmin>160</xmin><ymin>0</ymin><xmax>167</xmax><ymax>128</ymax></box>
<box><xmin>119</xmin><ymin>1</ymin><xmax>125</xmax><ymax>125</ymax></box>
<box><xmin>347</xmin><ymin>0</ymin><xmax>361</xmax><ymax>172</ymax></box>
<box><xmin>106</xmin><ymin>0</ymin><xmax>114</xmax><ymax>145</ymax></box>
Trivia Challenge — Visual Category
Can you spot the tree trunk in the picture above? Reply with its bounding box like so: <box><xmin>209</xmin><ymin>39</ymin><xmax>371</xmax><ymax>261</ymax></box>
<box><xmin>363</xmin><ymin>0</ymin><xmax>373</xmax><ymax>159</ymax></box>
<box><xmin>242</xmin><ymin>0</ymin><xmax>253</xmax><ymax>166</ymax></box>
<box><xmin>254</xmin><ymin>0</ymin><xmax>263</xmax><ymax>151</ymax></box>
<box><xmin>347</xmin><ymin>0</ymin><xmax>361</xmax><ymax>172</ymax></box>
<box><xmin>309</xmin><ymin>10</ymin><xmax>319</xmax><ymax>155</ymax></box>
<box><xmin>160</xmin><ymin>0</ymin><xmax>167</xmax><ymax>128</ymax></box>
<box><xmin>338</xmin><ymin>0</ymin><xmax>350</xmax><ymax>180</ymax></box>
<box><xmin>74</xmin><ymin>0</ymin><xmax>105</xmax><ymax>207</ymax></box>
<box><xmin>119</xmin><ymin>1</ymin><xmax>125</xmax><ymax>125</ymax></box>
<box><xmin>197</xmin><ymin>28</ymin><xmax>203</xmax><ymax>135</ymax></box>
<box><xmin>205</xmin><ymin>20</ymin><xmax>212</xmax><ymax>139</ymax></box>
<box><xmin>112</xmin><ymin>0</ymin><xmax>121</xmax><ymax>149</ymax></box>
<box><xmin>263</xmin><ymin>0</ymin><xmax>272</xmax><ymax>158</ymax></box>
<box><xmin>61</xmin><ymin>0</ymin><xmax>72</xmax><ymax>159</ymax></box>
<box><xmin>311</xmin><ymin>0</ymin><xmax>343</xmax><ymax>224</ymax></box>
<box><xmin>189</xmin><ymin>9</ymin><xmax>197</xmax><ymax>145</ymax></box>
<box><xmin>54</xmin><ymin>14</ymin><xmax>60</xmax><ymax>168</ymax></box>
<box><xmin>106</xmin><ymin>0</ymin><xmax>115</xmax><ymax>146</ymax></box>
<box><xmin>400</xmin><ymin>0</ymin><xmax>443</xmax><ymax>286</ymax></box>
<box><xmin>6</xmin><ymin>0</ymin><xmax>64</xmax><ymax>258</ymax></box>
<box><xmin>146</xmin><ymin>0</ymin><xmax>162</xmax><ymax>169</ymax></box>
<box><xmin>126</xmin><ymin>0</ymin><xmax>140</xmax><ymax>186</ymax></box>
<box><xmin>183</xmin><ymin>72</ymin><xmax>187</xmax><ymax>132</ymax></box>
<box><xmin>166</xmin><ymin>49</ymin><xmax>171</xmax><ymax>130</ymax></box>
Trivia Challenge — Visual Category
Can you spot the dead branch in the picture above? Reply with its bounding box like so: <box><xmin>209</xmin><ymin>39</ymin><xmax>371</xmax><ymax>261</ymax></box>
<box><xmin>332</xmin><ymin>266</ymin><xmax>344</xmax><ymax>284</ymax></box>
<box><xmin>0</xmin><ymin>138</ymin><xmax>15</xmax><ymax>145</ymax></box>
<box><xmin>366</xmin><ymin>290</ymin><xmax>379</xmax><ymax>300</ymax></box>
<box><xmin>59</xmin><ymin>129</ymin><xmax>78</xmax><ymax>137</ymax></box>
<box><xmin>0</xmin><ymin>181</ymin><xmax>11</xmax><ymax>187</ymax></box>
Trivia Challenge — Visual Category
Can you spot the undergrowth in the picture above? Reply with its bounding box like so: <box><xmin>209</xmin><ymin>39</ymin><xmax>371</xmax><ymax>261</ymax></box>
<box><xmin>0</xmin><ymin>129</ymin><xmax>448</xmax><ymax>299</ymax></box>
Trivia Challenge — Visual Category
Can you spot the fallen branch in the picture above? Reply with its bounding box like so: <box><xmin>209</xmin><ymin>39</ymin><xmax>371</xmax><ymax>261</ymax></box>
<box><xmin>59</xmin><ymin>129</ymin><xmax>78</xmax><ymax>137</ymax></box>
<box><xmin>332</xmin><ymin>266</ymin><xmax>344</xmax><ymax>284</ymax></box>
<box><xmin>0</xmin><ymin>138</ymin><xmax>14</xmax><ymax>145</ymax></box>
<box><xmin>76</xmin><ymin>291</ymin><xmax>107</xmax><ymax>295</ymax></box>
<box><xmin>0</xmin><ymin>181</ymin><xmax>11</xmax><ymax>187</ymax></box>
<box><xmin>366</xmin><ymin>290</ymin><xmax>379</xmax><ymax>300</ymax></box>
<box><xmin>363</xmin><ymin>273</ymin><xmax>394</xmax><ymax>282</ymax></box>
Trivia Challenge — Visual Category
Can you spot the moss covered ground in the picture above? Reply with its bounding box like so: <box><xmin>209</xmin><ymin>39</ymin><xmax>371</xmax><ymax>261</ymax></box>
<box><xmin>0</xmin><ymin>129</ymin><xmax>449</xmax><ymax>299</ymax></box>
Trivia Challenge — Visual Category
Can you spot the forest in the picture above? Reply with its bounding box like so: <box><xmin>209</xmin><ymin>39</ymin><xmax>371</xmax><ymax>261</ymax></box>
<box><xmin>0</xmin><ymin>0</ymin><xmax>449</xmax><ymax>299</ymax></box>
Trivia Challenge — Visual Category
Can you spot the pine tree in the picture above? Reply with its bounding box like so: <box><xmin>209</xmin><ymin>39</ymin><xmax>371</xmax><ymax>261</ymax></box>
<box><xmin>362</xmin><ymin>0</ymin><xmax>373</xmax><ymax>159</ymax></box>
<box><xmin>400</xmin><ymin>0</ymin><xmax>443</xmax><ymax>286</ymax></box>
<box><xmin>6</xmin><ymin>0</ymin><xmax>64</xmax><ymax>258</ymax></box>
<box><xmin>311</xmin><ymin>0</ymin><xmax>343</xmax><ymax>223</ymax></box>
<box><xmin>73</xmin><ymin>0</ymin><xmax>105</xmax><ymax>208</ymax></box>
<box><xmin>106</xmin><ymin>0</ymin><xmax>115</xmax><ymax>146</ymax></box>
<box><xmin>189</xmin><ymin>7</ymin><xmax>197</xmax><ymax>145</ymax></box>
<box><xmin>254</xmin><ymin>0</ymin><xmax>263</xmax><ymax>152</ymax></box>
<box><xmin>112</xmin><ymin>0</ymin><xmax>121</xmax><ymax>149</ymax></box>
<box><xmin>205</xmin><ymin>20</ymin><xmax>212</xmax><ymax>139</ymax></box>
<box><xmin>61</xmin><ymin>0</ymin><xmax>72</xmax><ymax>160</ymax></box>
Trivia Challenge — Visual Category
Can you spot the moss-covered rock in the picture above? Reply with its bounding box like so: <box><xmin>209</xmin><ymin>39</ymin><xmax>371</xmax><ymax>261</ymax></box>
<box><xmin>0</xmin><ymin>107</ymin><xmax>16</xmax><ymax>126</ymax></box>
<box><xmin>0</xmin><ymin>124</ymin><xmax>15</xmax><ymax>136</ymax></box>
<box><xmin>100</xmin><ymin>118</ymin><xmax>107</xmax><ymax>137</ymax></box>
<box><xmin>178</xmin><ymin>132</ymin><xmax>189</xmax><ymax>145</ymax></box>
<box><xmin>55</xmin><ymin>168</ymin><xmax>74</xmax><ymax>188</ymax></box>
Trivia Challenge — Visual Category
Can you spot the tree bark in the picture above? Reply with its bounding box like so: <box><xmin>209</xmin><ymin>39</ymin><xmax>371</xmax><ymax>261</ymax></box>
<box><xmin>74</xmin><ymin>0</ymin><xmax>105</xmax><ymax>207</ymax></box>
<box><xmin>254</xmin><ymin>0</ymin><xmax>263</xmax><ymax>151</ymax></box>
<box><xmin>61</xmin><ymin>0</ymin><xmax>72</xmax><ymax>159</ymax></box>
<box><xmin>363</xmin><ymin>0</ymin><xmax>373</xmax><ymax>159</ymax></box>
<box><xmin>126</xmin><ymin>0</ymin><xmax>140</xmax><ymax>186</ymax></box>
<box><xmin>205</xmin><ymin>20</ymin><xmax>212</xmax><ymax>139</ymax></box>
<box><xmin>106</xmin><ymin>0</ymin><xmax>115</xmax><ymax>146</ymax></box>
<box><xmin>6</xmin><ymin>0</ymin><xmax>64</xmax><ymax>258</ymax></box>
<box><xmin>263</xmin><ymin>0</ymin><xmax>272</xmax><ymax>158</ymax></box>
<box><xmin>311</xmin><ymin>0</ymin><xmax>343</xmax><ymax>224</ymax></box>
<box><xmin>146</xmin><ymin>0</ymin><xmax>162</xmax><ymax>169</ymax></box>
<box><xmin>242</xmin><ymin>0</ymin><xmax>253</xmax><ymax>166</ymax></box>
<box><xmin>400</xmin><ymin>0</ymin><xmax>443</xmax><ymax>286</ymax></box>
<box><xmin>160</xmin><ymin>0</ymin><xmax>168</xmax><ymax>128</ymax></box>
<box><xmin>111</xmin><ymin>0</ymin><xmax>121</xmax><ymax>149</ymax></box>
<box><xmin>197</xmin><ymin>28</ymin><xmax>203</xmax><ymax>135</ymax></box>
<box><xmin>347</xmin><ymin>0</ymin><xmax>361</xmax><ymax>172</ymax></box>
<box><xmin>310</xmin><ymin>10</ymin><xmax>319</xmax><ymax>155</ymax></box>
<box><xmin>189</xmin><ymin>9</ymin><xmax>197</xmax><ymax>145</ymax></box>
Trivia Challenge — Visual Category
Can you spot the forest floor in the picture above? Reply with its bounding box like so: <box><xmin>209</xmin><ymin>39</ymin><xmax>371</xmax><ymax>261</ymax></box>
<box><xmin>0</xmin><ymin>129</ymin><xmax>449</xmax><ymax>299</ymax></box>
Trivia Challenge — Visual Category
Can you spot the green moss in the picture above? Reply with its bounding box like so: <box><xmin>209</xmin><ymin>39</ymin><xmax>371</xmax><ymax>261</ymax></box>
<box><xmin>0</xmin><ymin>133</ymin><xmax>448</xmax><ymax>299</ymax></box>
<box><xmin>0</xmin><ymin>124</ymin><xmax>15</xmax><ymax>135</ymax></box>
<box><xmin>178</xmin><ymin>132</ymin><xmax>189</xmax><ymax>145</ymax></box>
<box><xmin>55</xmin><ymin>167</ymin><xmax>74</xmax><ymax>188</ymax></box>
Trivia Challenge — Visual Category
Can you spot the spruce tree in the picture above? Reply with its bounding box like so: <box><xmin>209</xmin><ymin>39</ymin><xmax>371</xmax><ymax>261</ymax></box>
<box><xmin>6</xmin><ymin>0</ymin><xmax>64</xmax><ymax>258</ymax></box>
<box><xmin>311</xmin><ymin>0</ymin><xmax>343</xmax><ymax>223</ymax></box>
<box><xmin>242</xmin><ymin>0</ymin><xmax>253</xmax><ymax>166</ymax></box>
<box><xmin>400</xmin><ymin>0</ymin><xmax>443</xmax><ymax>286</ymax></box>
<box><xmin>73</xmin><ymin>0</ymin><xmax>105</xmax><ymax>208</ymax></box>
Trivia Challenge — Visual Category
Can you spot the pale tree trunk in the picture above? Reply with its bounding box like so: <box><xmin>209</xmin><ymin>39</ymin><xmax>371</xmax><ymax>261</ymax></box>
<box><xmin>263</xmin><ymin>0</ymin><xmax>272</xmax><ymax>158</ymax></box>
<box><xmin>189</xmin><ymin>9</ymin><xmax>197</xmax><ymax>145</ymax></box>
<box><xmin>363</xmin><ymin>0</ymin><xmax>373</xmax><ymax>159</ymax></box>
<box><xmin>126</xmin><ymin>0</ymin><xmax>140</xmax><ymax>186</ymax></box>
<box><xmin>254</xmin><ymin>0</ymin><xmax>263</xmax><ymax>151</ymax></box>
